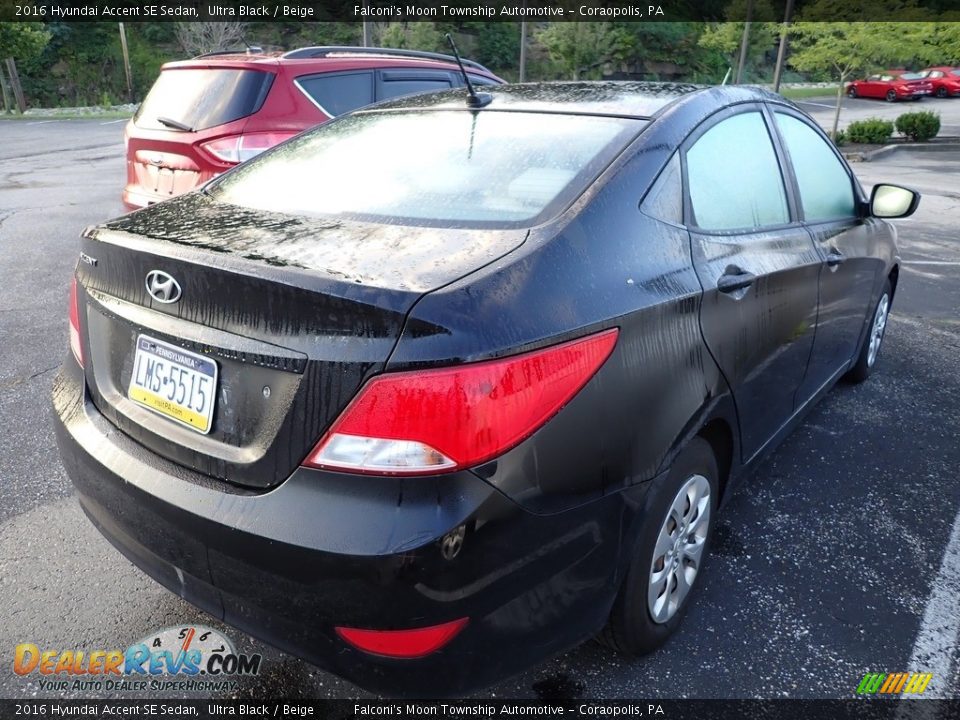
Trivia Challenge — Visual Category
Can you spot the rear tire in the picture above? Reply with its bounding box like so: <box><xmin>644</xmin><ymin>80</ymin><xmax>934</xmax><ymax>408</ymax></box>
<box><xmin>847</xmin><ymin>86</ymin><xmax>858</xmax><ymax>98</ymax></box>
<box><xmin>599</xmin><ymin>437</ymin><xmax>719</xmax><ymax>656</ymax></box>
<box><xmin>845</xmin><ymin>280</ymin><xmax>892</xmax><ymax>384</ymax></box>
<box><xmin>937</xmin><ymin>87</ymin><xmax>948</xmax><ymax>98</ymax></box>
<box><xmin>886</xmin><ymin>90</ymin><xmax>897</xmax><ymax>102</ymax></box>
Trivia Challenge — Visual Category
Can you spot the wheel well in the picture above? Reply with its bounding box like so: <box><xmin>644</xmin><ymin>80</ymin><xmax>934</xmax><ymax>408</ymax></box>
<box><xmin>889</xmin><ymin>264</ymin><xmax>900</xmax><ymax>302</ymax></box>
<box><xmin>698</xmin><ymin>419</ymin><xmax>733</xmax><ymax>501</ymax></box>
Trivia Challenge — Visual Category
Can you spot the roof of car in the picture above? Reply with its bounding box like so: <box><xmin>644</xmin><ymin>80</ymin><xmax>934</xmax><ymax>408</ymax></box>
<box><xmin>361</xmin><ymin>81</ymin><xmax>787</xmax><ymax>120</ymax></box>
<box><xmin>161</xmin><ymin>47</ymin><xmax>499</xmax><ymax>78</ymax></box>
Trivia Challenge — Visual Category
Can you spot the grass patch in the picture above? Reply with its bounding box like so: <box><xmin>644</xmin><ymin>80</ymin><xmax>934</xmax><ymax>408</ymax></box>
<box><xmin>0</xmin><ymin>111</ymin><xmax>132</xmax><ymax>121</ymax></box>
<box><xmin>779</xmin><ymin>86</ymin><xmax>840</xmax><ymax>99</ymax></box>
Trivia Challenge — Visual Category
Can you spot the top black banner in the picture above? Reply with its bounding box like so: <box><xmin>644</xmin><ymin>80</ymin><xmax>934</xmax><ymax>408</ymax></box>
<box><xmin>1</xmin><ymin>0</ymin><xmax>959</xmax><ymax>23</ymax></box>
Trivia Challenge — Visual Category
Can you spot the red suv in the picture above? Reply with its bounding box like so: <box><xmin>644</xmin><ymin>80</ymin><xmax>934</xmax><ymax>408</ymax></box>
<box><xmin>123</xmin><ymin>47</ymin><xmax>503</xmax><ymax>209</ymax></box>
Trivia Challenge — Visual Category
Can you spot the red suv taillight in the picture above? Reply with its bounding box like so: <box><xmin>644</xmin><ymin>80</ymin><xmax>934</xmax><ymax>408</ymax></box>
<box><xmin>303</xmin><ymin>329</ymin><xmax>619</xmax><ymax>476</ymax></box>
<box><xmin>69</xmin><ymin>277</ymin><xmax>83</xmax><ymax>368</ymax></box>
<box><xmin>200</xmin><ymin>132</ymin><xmax>298</xmax><ymax>164</ymax></box>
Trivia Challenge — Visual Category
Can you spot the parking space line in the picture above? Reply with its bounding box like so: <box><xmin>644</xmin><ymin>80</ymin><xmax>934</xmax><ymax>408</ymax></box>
<box><xmin>902</xmin><ymin>504</ymin><xmax>960</xmax><ymax>699</ymax></box>
<box><xmin>99</xmin><ymin>119</ymin><xmax>127</xmax><ymax>125</ymax></box>
<box><xmin>903</xmin><ymin>261</ymin><xmax>960</xmax><ymax>266</ymax></box>
<box><xmin>25</xmin><ymin>120</ymin><xmax>57</xmax><ymax>125</ymax></box>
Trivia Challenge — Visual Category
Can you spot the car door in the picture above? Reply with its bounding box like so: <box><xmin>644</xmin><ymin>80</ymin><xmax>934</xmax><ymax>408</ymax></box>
<box><xmin>684</xmin><ymin>106</ymin><xmax>821</xmax><ymax>462</ymax></box>
<box><xmin>771</xmin><ymin>108</ymin><xmax>886</xmax><ymax>403</ymax></box>
<box><xmin>864</xmin><ymin>75</ymin><xmax>882</xmax><ymax>98</ymax></box>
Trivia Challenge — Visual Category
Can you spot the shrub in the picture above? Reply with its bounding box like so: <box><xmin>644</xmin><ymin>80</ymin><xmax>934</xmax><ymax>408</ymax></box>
<box><xmin>896</xmin><ymin>111</ymin><xmax>940</xmax><ymax>142</ymax></box>
<box><xmin>833</xmin><ymin>129</ymin><xmax>848</xmax><ymax>146</ymax></box>
<box><xmin>845</xmin><ymin>118</ymin><xmax>895</xmax><ymax>145</ymax></box>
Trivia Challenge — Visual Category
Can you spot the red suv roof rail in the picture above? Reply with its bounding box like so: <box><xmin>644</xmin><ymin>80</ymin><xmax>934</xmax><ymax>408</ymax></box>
<box><xmin>281</xmin><ymin>46</ymin><xmax>492</xmax><ymax>74</ymax></box>
<box><xmin>193</xmin><ymin>47</ymin><xmax>266</xmax><ymax>59</ymax></box>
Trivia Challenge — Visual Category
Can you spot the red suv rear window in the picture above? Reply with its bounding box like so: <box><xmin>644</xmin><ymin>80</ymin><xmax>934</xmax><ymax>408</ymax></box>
<box><xmin>135</xmin><ymin>68</ymin><xmax>274</xmax><ymax>132</ymax></box>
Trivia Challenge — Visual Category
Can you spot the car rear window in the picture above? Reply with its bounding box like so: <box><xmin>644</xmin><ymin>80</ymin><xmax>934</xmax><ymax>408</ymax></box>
<box><xmin>135</xmin><ymin>68</ymin><xmax>274</xmax><ymax>132</ymax></box>
<box><xmin>209</xmin><ymin>110</ymin><xmax>641</xmax><ymax>227</ymax></box>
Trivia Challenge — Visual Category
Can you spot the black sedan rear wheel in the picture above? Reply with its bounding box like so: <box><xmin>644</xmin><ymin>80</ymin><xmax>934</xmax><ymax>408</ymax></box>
<box><xmin>845</xmin><ymin>280</ymin><xmax>892</xmax><ymax>384</ymax></box>
<box><xmin>599</xmin><ymin>437</ymin><xmax>718</xmax><ymax>655</ymax></box>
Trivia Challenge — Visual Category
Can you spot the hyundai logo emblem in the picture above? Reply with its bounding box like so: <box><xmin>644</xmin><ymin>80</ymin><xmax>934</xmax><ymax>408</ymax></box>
<box><xmin>145</xmin><ymin>270</ymin><xmax>182</xmax><ymax>304</ymax></box>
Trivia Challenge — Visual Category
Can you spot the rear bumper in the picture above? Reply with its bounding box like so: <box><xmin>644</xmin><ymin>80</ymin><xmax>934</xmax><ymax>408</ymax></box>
<box><xmin>52</xmin><ymin>359</ymin><xmax>634</xmax><ymax>695</ymax></box>
<box><xmin>122</xmin><ymin>184</ymin><xmax>184</xmax><ymax>210</ymax></box>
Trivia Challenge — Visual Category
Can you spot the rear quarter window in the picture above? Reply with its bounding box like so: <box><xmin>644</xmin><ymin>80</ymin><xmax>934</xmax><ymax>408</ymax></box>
<box><xmin>135</xmin><ymin>68</ymin><xmax>274</xmax><ymax>132</ymax></box>
<box><xmin>296</xmin><ymin>71</ymin><xmax>374</xmax><ymax>117</ymax></box>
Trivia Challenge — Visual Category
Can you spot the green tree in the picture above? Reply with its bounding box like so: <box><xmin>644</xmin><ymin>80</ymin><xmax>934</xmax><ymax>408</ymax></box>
<box><xmin>788</xmin><ymin>19</ymin><xmax>929</xmax><ymax>138</ymax></box>
<box><xmin>0</xmin><ymin>22</ymin><xmax>50</xmax><ymax>62</ymax></box>
<box><xmin>699</xmin><ymin>0</ymin><xmax>779</xmax><ymax>82</ymax></box>
<box><xmin>378</xmin><ymin>22</ymin><xmax>446</xmax><ymax>53</ymax></box>
<box><xmin>535</xmin><ymin>22</ymin><xmax>631</xmax><ymax>80</ymax></box>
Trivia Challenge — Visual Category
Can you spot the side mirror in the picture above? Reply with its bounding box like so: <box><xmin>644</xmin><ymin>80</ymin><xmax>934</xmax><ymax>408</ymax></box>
<box><xmin>870</xmin><ymin>184</ymin><xmax>920</xmax><ymax>219</ymax></box>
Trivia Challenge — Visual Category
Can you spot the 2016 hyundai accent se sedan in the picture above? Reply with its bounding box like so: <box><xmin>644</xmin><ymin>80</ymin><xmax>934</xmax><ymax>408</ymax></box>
<box><xmin>53</xmin><ymin>82</ymin><xmax>919</xmax><ymax>695</ymax></box>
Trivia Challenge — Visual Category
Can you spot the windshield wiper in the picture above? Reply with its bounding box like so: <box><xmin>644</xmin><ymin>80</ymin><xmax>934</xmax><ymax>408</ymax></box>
<box><xmin>156</xmin><ymin>116</ymin><xmax>193</xmax><ymax>132</ymax></box>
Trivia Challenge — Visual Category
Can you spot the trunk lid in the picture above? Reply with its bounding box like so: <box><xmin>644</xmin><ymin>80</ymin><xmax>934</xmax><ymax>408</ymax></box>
<box><xmin>77</xmin><ymin>193</ymin><xmax>527</xmax><ymax>488</ymax></box>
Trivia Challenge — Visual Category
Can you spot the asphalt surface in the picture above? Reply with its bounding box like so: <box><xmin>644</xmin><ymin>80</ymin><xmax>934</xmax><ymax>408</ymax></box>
<box><xmin>797</xmin><ymin>92</ymin><xmax>960</xmax><ymax>136</ymax></box>
<box><xmin>0</xmin><ymin>113</ymin><xmax>958</xmax><ymax>701</ymax></box>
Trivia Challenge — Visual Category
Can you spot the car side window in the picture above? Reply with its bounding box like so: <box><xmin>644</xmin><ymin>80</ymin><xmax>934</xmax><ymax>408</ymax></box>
<box><xmin>376</xmin><ymin>71</ymin><xmax>454</xmax><ymax>101</ymax></box>
<box><xmin>685</xmin><ymin>112</ymin><xmax>789</xmax><ymax>231</ymax></box>
<box><xmin>641</xmin><ymin>153</ymin><xmax>683</xmax><ymax>226</ymax></box>
<box><xmin>296</xmin><ymin>72</ymin><xmax>373</xmax><ymax>117</ymax></box>
<box><xmin>775</xmin><ymin>113</ymin><xmax>856</xmax><ymax>222</ymax></box>
<box><xmin>469</xmin><ymin>75</ymin><xmax>501</xmax><ymax>87</ymax></box>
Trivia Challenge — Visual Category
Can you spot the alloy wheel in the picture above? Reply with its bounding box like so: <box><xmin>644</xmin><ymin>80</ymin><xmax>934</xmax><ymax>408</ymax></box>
<box><xmin>867</xmin><ymin>293</ymin><xmax>890</xmax><ymax>368</ymax></box>
<box><xmin>648</xmin><ymin>474</ymin><xmax>711</xmax><ymax>624</ymax></box>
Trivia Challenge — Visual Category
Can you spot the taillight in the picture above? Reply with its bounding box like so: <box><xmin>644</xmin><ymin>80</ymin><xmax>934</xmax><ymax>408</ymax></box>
<box><xmin>336</xmin><ymin>618</ymin><xmax>468</xmax><ymax>659</ymax></box>
<box><xmin>200</xmin><ymin>132</ymin><xmax>297</xmax><ymax>164</ymax></box>
<box><xmin>69</xmin><ymin>277</ymin><xmax>83</xmax><ymax>368</ymax></box>
<box><xmin>303</xmin><ymin>328</ymin><xmax>618</xmax><ymax>476</ymax></box>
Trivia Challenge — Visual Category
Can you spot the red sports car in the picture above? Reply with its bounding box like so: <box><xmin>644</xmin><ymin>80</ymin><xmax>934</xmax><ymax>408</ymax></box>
<box><xmin>919</xmin><ymin>66</ymin><xmax>960</xmax><ymax>98</ymax></box>
<box><xmin>846</xmin><ymin>71</ymin><xmax>933</xmax><ymax>102</ymax></box>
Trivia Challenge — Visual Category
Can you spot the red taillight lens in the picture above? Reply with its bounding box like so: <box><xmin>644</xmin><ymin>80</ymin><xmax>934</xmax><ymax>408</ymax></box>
<box><xmin>200</xmin><ymin>132</ymin><xmax>297</xmax><ymax>164</ymax></box>
<box><xmin>336</xmin><ymin>618</ymin><xmax>468</xmax><ymax>659</ymax></box>
<box><xmin>69</xmin><ymin>277</ymin><xmax>83</xmax><ymax>368</ymax></box>
<box><xmin>303</xmin><ymin>328</ymin><xmax>619</xmax><ymax>475</ymax></box>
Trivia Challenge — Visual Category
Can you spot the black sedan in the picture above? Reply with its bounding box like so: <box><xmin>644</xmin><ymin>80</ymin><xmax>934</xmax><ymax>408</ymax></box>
<box><xmin>53</xmin><ymin>82</ymin><xmax>919</xmax><ymax>695</ymax></box>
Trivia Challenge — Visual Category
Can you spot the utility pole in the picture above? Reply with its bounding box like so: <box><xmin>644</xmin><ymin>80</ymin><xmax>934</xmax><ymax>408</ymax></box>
<box><xmin>735</xmin><ymin>0</ymin><xmax>754</xmax><ymax>84</ymax></box>
<box><xmin>519</xmin><ymin>22</ymin><xmax>527</xmax><ymax>82</ymax></box>
<box><xmin>772</xmin><ymin>0</ymin><xmax>795</xmax><ymax>93</ymax></box>
<box><xmin>4</xmin><ymin>58</ymin><xmax>26</xmax><ymax>113</ymax></box>
<box><xmin>0</xmin><ymin>65</ymin><xmax>11</xmax><ymax>113</ymax></box>
<box><xmin>119</xmin><ymin>22</ymin><xmax>133</xmax><ymax>102</ymax></box>
<box><xmin>362</xmin><ymin>0</ymin><xmax>370</xmax><ymax>47</ymax></box>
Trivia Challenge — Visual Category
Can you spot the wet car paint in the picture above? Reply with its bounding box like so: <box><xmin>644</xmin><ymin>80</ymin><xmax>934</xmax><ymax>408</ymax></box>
<box><xmin>53</xmin><ymin>82</ymin><xmax>903</xmax><ymax>694</ymax></box>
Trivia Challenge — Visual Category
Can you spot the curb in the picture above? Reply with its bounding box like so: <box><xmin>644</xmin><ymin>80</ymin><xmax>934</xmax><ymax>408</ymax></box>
<box><xmin>843</xmin><ymin>139</ymin><xmax>960</xmax><ymax>162</ymax></box>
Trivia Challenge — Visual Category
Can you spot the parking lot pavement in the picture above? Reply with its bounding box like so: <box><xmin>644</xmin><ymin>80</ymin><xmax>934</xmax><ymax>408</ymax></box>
<box><xmin>1</xmin><ymin>119</ymin><xmax>958</xmax><ymax>700</ymax></box>
<box><xmin>796</xmin><ymin>93</ymin><xmax>960</xmax><ymax>136</ymax></box>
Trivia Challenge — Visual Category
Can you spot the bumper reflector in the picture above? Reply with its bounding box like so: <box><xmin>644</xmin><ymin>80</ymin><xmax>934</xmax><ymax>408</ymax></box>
<box><xmin>335</xmin><ymin>618</ymin><xmax>469</xmax><ymax>659</ymax></box>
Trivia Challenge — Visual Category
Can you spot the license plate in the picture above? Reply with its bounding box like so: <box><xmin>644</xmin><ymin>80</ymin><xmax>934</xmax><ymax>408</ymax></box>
<box><xmin>128</xmin><ymin>335</ymin><xmax>218</xmax><ymax>434</ymax></box>
<box><xmin>156</xmin><ymin>168</ymin><xmax>175</xmax><ymax>196</ymax></box>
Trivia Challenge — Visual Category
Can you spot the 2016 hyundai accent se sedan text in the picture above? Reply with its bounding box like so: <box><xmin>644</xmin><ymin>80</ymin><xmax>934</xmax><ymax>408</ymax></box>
<box><xmin>53</xmin><ymin>82</ymin><xmax>920</xmax><ymax>695</ymax></box>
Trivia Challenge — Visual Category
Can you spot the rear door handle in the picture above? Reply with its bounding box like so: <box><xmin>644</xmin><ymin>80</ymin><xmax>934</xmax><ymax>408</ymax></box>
<box><xmin>717</xmin><ymin>268</ymin><xmax>756</xmax><ymax>293</ymax></box>
<box><xmin>826</xmin><ymin>249</ymin><xmax>846</xmax><ymax>267</ymax></box>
